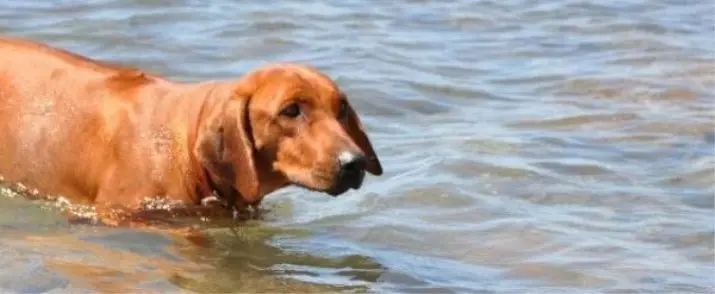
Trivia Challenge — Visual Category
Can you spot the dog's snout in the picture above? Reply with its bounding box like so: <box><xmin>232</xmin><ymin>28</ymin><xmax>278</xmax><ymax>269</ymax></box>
<box><xmin>326</xmin><ymin>150</ymin><xmax>367</xmax><ymax>196</ymax></box>
<box><xmin>338</xmin><ymin>150</ymin><xmax>366</xmax><ymax>174</ymax></box>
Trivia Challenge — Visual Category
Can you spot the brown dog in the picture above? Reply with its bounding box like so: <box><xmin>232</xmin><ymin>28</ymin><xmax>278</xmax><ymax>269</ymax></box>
<box><xmin>0</xmin><ymin>37</ymin><xmax>382</xmax><ymax>225</ymax></box>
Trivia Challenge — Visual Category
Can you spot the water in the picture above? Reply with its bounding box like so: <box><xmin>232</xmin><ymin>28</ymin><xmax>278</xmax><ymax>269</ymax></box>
<box><xmin>1</xmin><ymin>0</ymin><xmax>713</xmax><ymax>293</ymax></box>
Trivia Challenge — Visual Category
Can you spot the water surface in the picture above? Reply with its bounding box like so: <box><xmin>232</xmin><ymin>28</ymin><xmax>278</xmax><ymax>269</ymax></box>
<box><xmin>0</xmin><ymin>0</ymin><xmax>713</xmax><ymax>293</ymax></box>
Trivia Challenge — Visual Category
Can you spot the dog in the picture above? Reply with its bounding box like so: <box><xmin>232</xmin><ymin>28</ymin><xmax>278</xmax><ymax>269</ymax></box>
<box><xmin>0</xmin><ymin>37</ymin><xmax>382</xmax><ymax>226</ymax></box>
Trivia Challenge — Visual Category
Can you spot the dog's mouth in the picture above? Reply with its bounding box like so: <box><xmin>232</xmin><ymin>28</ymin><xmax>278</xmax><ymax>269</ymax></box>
<box><xmin>326</xmin><ymin>169</ymin><xmax>365</xmax><ymax>196</ymax></box>
<box><xmin>325</xmin><ymin>185</ymin><xmax>351</xmax><ymax>197</ymax></box>
<box><xmin>291</xmin><ymin>181</ymin><xmax>354</xmax><ymax>197</ymax></box>
<box><xmin>290</xmin><ymin>170</ymin><xmax>365</xmax><ymax>197</ymax></box>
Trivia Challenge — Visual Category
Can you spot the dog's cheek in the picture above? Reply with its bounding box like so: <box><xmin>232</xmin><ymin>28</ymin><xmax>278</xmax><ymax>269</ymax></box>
<box><xmin>274</xmin><ymin>139</ymin><xmax>313</xmax><ymax>179</ymax></box>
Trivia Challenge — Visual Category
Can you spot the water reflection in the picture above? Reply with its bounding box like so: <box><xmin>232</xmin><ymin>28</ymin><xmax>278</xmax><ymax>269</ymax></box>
<box><xmin>0</xmin><ymin>217</ymin><xmax>385</xmax><ymax>293</ymax></box>
<box><xmin>1</xmin><ymin>0</ymin><xmax>713</xmax><ymax>292</ymax></box>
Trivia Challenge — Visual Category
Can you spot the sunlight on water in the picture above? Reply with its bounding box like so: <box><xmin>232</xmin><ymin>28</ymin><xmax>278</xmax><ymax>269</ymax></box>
<box><xmin>0</xmin><ymin>0</ymin><xmax>713</xmax><ymax>293</ymax></box>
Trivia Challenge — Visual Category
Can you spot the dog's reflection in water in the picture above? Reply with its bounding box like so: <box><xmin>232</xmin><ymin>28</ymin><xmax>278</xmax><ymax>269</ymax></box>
<box><xmin>18</xmin><ymin>219</ymin><xmax>385</xmax><ymax>293</ymax></box>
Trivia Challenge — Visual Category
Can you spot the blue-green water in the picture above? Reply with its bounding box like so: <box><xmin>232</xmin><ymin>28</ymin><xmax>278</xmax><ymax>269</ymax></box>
<box><xmin>0</xmin><ymin>1</ymin><xmax>713</xmax><ymax>293</ymax></box>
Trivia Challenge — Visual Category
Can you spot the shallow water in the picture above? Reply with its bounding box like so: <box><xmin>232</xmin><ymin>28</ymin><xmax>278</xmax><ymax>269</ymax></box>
<box><xmin>0</xmin><ymin>0</ymin><xmax>713</xmax><ymax>293</ymax></box>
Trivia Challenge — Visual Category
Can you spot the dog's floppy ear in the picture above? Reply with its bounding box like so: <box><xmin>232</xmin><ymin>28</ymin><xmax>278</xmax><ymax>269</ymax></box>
<box><xmin>197</xmin><ymin>96</ymin><xmax>260</xmax><ymax>203</ymax></box>
<box><xmin>345</xmin><ymin>101</ymin><xmax>382</xmax><ymax>175</ymax></box>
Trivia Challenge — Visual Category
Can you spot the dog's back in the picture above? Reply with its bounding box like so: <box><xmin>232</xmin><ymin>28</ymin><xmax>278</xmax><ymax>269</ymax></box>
<box><xmin>0</xmin><ymin>37</ymin><xmax>151</xmax><ymax>203</ymax></box>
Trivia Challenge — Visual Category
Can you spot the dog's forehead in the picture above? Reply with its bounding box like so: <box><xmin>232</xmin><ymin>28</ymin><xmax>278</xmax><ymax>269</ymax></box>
<box><xmin>263</xmin><ymin>65</ymin><xmax>342</xmax><ymax>104</ymax></box>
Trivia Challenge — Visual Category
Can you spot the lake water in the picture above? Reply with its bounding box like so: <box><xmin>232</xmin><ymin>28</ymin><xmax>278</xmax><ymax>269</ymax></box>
<box><xmin>0</xmin><ymin>0</ymin><xmax>713</xmax><ymax>293</ymax></box>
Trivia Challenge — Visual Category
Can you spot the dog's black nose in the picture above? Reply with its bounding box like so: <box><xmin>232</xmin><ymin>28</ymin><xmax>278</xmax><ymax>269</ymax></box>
<box><xmin>327</xmin><ymin>150</ymin><xmax>367</xmax><ymax>195</ymax></box>
<box><xmin>339</xmin><ymin>151</ymin><xmax>367</xmax><ymax>175</ymax></box>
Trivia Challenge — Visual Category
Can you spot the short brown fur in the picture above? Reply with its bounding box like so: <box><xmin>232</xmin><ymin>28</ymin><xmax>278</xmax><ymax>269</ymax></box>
<box><xmin>0</xmin><ymin>37</ymin><xmax>382</xmax><ymax>226</ymax></box>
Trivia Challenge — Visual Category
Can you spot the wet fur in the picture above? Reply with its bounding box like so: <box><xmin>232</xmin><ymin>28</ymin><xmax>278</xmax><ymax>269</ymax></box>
<box><xmin>0</xmin><ymin>36</ymin><xmax>382</xmax><ymax>226</ymax></box>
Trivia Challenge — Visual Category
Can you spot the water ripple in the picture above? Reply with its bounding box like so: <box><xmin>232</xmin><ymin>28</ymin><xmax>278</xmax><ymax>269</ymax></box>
<box><xmin>0</xmin><ymin>0</ymin><xmax>713</xmax><ymax>292</ymax></box>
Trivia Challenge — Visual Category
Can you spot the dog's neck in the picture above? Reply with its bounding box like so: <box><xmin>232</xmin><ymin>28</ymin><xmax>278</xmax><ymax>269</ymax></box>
<box><xmin>252</xmin><ymin>154</ymin><xmax>290</xmax><ymax>198</ymax></box>
<box><xmin>178</xmin><ymin>81</ymin><xmax>289</xmax><ymax>207</ymax></box>
<box><xmin>180</xmin><ymin>81</ymin><xmax>230</xmax><ymax>205</ymax></box>
<box><xmin>156</xmin><ymin>79</ymin><xmax>292</xmax><ymax>210</ymax></box>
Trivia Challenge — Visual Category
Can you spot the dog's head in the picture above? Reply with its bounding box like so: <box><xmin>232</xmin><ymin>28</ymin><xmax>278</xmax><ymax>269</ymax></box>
<box><xmin>196</xmin><ymin>64</ymin><xmax>382</xmax><ymax>205</ymax></box>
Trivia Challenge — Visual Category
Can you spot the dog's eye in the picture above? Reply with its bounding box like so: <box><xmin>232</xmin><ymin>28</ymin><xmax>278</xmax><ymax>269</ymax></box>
<box><xmin>280</xmin><ymin>103</ymin><xmax>301</xmax><ymax>118</ymax></box>
<box><xmin>338</xmin><ymin>101</ymin><xmax>348</xmax><ymax>119</ymax></box>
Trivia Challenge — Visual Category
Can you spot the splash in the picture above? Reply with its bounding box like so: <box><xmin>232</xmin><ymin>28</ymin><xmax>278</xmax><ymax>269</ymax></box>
<box><xmin>0</xmin><ymin>175</ymin><xmax>266</xmax><ymax>229</ymax></box>
<box><xmin>0</xmin><ymin>175</ymin><xmax>100</xmax><ymax>224</ymax></box>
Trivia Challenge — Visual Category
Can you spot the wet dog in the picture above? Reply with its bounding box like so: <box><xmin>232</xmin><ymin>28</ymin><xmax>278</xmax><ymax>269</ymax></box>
<box><xmin>0</xmin><ymin>37</ymin><xmax>382</xmax><ymax>226</ymax></box>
